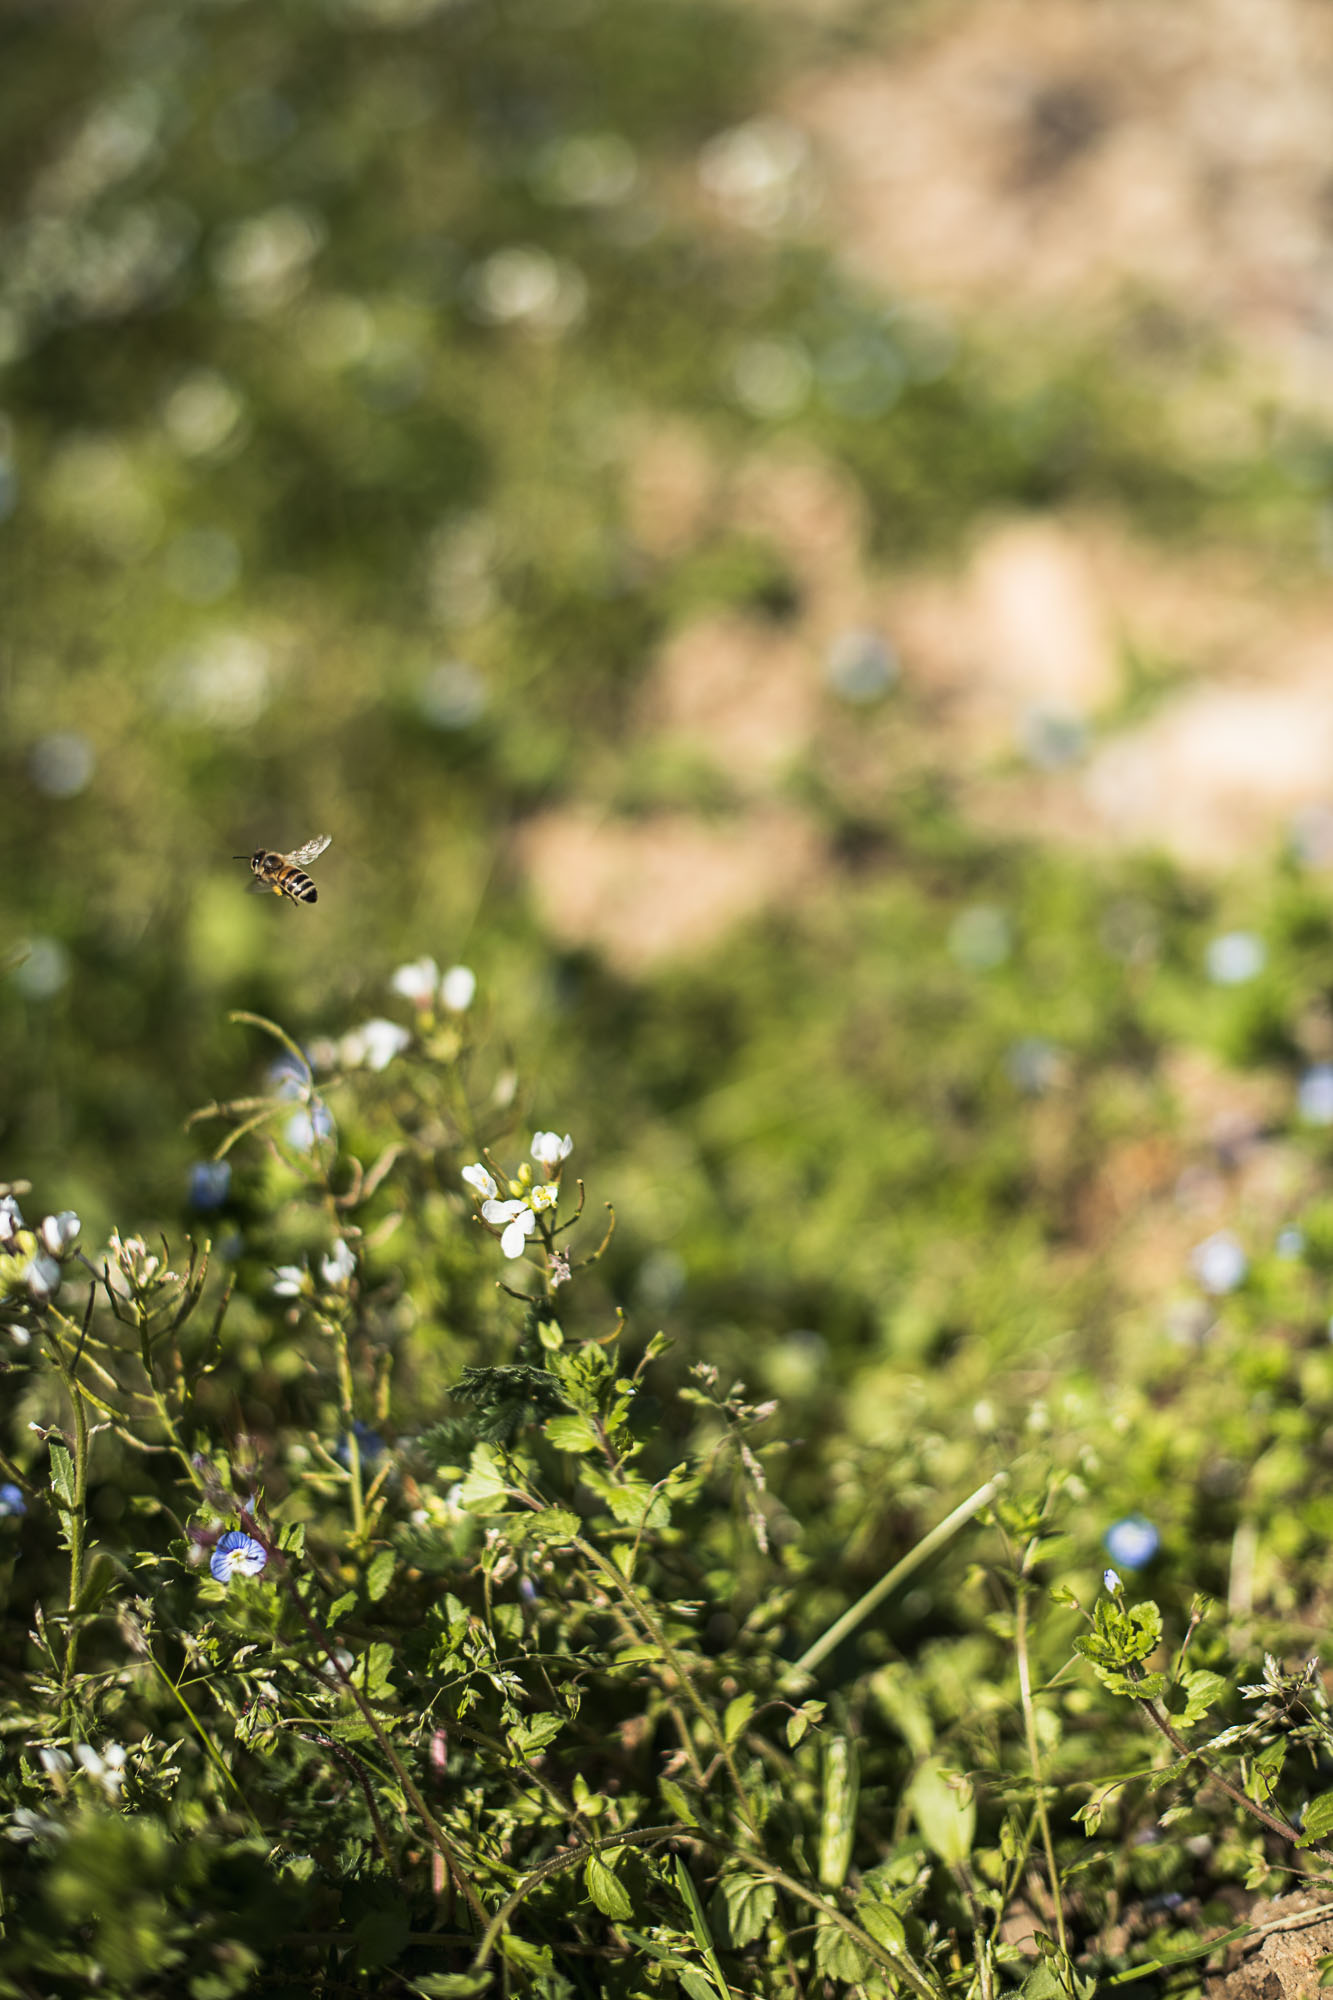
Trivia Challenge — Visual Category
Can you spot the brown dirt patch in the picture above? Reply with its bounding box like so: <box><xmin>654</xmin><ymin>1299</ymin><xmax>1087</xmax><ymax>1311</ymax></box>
<box><xmin>791</xmin><ymin>0</ymin><xmax>1333</xmax><ymax>400</ymax></box>
<box><xmin>514</xmin><ymin>805</ymin><xmax>825</xmax><ymax>971</ymax></box>
<box><xmin>1206</xmin><ymin>1892</ymin><xmax>1333</xmax><ymax>1999</ymax></box>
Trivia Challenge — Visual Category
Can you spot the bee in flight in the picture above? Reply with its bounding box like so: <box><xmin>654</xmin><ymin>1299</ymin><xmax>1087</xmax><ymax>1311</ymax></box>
<box><xmin>234</xmin><ymin>834</ymin><xmax>332</xmax><ymax>905</ymax></box>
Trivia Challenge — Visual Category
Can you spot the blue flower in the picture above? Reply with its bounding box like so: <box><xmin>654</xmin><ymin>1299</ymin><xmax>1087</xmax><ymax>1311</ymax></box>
<box><xmin>210</xmin><ymin>1529</ymin><xmax>267</xmax><ymax>1584</ymax></box>
<box><xmin>335</xmin><ymin>1420</ymin><xmax>385</xmax><ymax>1468</ymax></box>
<box><xmin>189</xmin><ymin>1160</ymin><xmax>232</xmax><ymax>1212</ymax></box>
<box><xmin>0</xmin><ymin>1483</ymin><xmax>26</xmax><ymax>1518</ymax></box>
<box><xmin>1104</xmin><ymin>1516</ymin><xmax>1160</xmax><ymax>1571</ymax></box>
<box><xmin>285</xmin><ymin>1102</ymin><xmax>334</xmax><ymax>1151</ymax></box>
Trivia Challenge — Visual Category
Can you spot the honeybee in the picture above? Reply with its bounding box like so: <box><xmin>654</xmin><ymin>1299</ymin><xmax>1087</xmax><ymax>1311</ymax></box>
<box><xmin>234</xmin><ymin>834</ymin><xmax>332</xmax><ymax>905</ymax></box>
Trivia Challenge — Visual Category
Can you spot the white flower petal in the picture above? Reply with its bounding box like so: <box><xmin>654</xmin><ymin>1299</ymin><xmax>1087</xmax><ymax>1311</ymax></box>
<box><xmin>462</xmin><ymin>1163</ymin><xmax>498</xmax><ymax>1200</ymax></box>
<box><xmin>482</xmin><ymin>1198</ymin><xmax>525</xmax><ymax>1225</ymax></box>
<box><xmin>391</xmin><ymin>955</ymin><xmax>440</xmax><ymax>1004</ymax></box>
<box><xmin>440</xmin><ymin>964</ymin><xmax>476</xmax><ymax>1012</ymax></box>
<box><xmin>500</xmin><ymin>1213</ymin><xmax>535</xmax><ymax>1258</ymax></box>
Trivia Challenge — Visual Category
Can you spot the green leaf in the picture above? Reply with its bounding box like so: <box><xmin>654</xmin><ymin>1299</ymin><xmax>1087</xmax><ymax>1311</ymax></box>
<box><xmin>814</xmin><ymin>1920</ymin><xmax>873</xmax><ymax>1983</ymax></box>
<box><xmin>857</xmin><ymin>1895</ymin><xmax>907</xmax><ymax>1952</ymax></box>
<box><xmin>1177</xmin><ymin>1668</ymin><xmax>1228</xmax><ymax>1725</ymax></box>
<box><xmin>584</xmin><ymin>1852</ymin><xmax>633</xmax><ymax>1921</ymax></box>
<box><xmin>660</xmin><ymin>1777</ymin><xmax>699</xmax><ymax>1827</ymax></box>
<box><xmin>1300</xmin><ymin>1789</ymin><xmax>1333</xmax><ymax>1845</ymax></box>
<box><xmin>786</xmin><ymin>1698</ymin><xmax>825</xmax><ymax>1748</ymax></box>
<box><xmin>351</xmin><ymin>1903</ymin><xmax>409</xmax><ymax>1972</ymax></box>
<box><xmin>48</xmin><ymin>1440</ymin><xmax>76</xmax><ymax>1510</ymax></box>
<box><xmin>906</xmin><ymin>1759</ymin><xmax>975</xmax><ymax>1868</ymax></box>
<box><xmin>327</xmin><ymin>1591</ymin><xmax>357</xmax><ymax>1625</ymax></box>
<box><xmin>458</xmin><ymin>1445</ymin><xmax>511</xmax><ymax>1509</ymax></box>
<box><xmin>716</xmin><ymin>1873</ymin><xmax>776</xmax><ymax>1949</ymax></box>
<box><xmin>528</xmin><ymin>1506</ymin><xmax>580</xmax><ymax>1547</ymax></box>
<box><xmin>544</xmin><ymin>1414</ymin><xmax>599</xmax><ymax>1454</ymax></box>
<box><xmin>365</xmin><ymin>1549</ymin><xmax>394</xmax><ymax>1601</ymax></box>
<box><xmin>510</xmin><ymin>1712</ymin><xmax>565</xmax><ymax>1756</ymax></box>
<box><xmin>73</xmin><ymin>1550</ymin><xmax>117</xmax><ymax>1617</ymax></box>
<box><xmin>410</xmin><ymin>1977</ymin><xmax>492</xmax><ymax>1998</ymax></box>
<box><xmin>723</xmin><ymin>1691</ymin><xmax>755</xmax><ymax>1745</ymax></box>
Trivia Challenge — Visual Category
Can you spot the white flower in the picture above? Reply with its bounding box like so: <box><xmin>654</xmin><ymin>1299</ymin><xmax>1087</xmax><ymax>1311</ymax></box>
<box><xmin>440</xmin><ymin>964</ymin><xmax>476</xmax><ymax>1012</ymax></box>
<box><xmin>391</xmin><ymin>956</ymin><xmax>440</xmax><ymax>1005</ymax></box>
<box><xmin>38</xmin><ymin>1748</ymin><xmax>73</xmax><ymax>1777</ymax></box>
<box><xmin>39</xmin><ymin>1211</ymin><xmax>80</xmax><ymax>1258</ymax></box>
<box><xmin>1191</xmin><ymin>1230</ymin><xmax>1248</xmax><ymax>1296</ymax></box>
<box><xmin>531</xmin><ymin>1130</ymin><xmax>573</xmax><ymax>1171</ymax></box>
<box><xmin>108</xmin><ymin>1232</ymin><xmax>160</xmax><ymax>1286</ymax></box>
<box><xmin>272</xmin><ymin>1264</ymin><xmax>307</xmax><ymax>1298</ymax></box>
<box><xmin>462</xmin><ymin>1162</ymin><xmax>498</xmax><ymax>1200</ymax></box>
<box><xmin>0</xmin><ymin>1195</ymin><xmax>23</xmax><ymax>1246</ymax></box>
<box><xmin>320</xmin><ymin>1239</ymin><xmax>355</xmax><ymax>1289</ymax></box>
<box><xmin>25</xmin><ymin>1255</ymin><xmax>61</xmax><ymax>1303</ymax></box>
<box><xmin>482</xmin><ymin>1198</ymin><xmax>536</xmax><ymax>1259</ymax></box>
<box><xmin>73</xmin><ymin>1741</ymin><xmax>126</xmax><ymax>1799</ymax></box>
<box><xmin>341</xmin><ymin>1018</ymin><xmax>411</xmax><ymax>1072</ymax></box>
<box><xmin>1103</xmin><ymin>1569</ymin><xmax>1122</xmax><ymax>1595</ymax></box>
<box><xmin>529</xmin><ymin>1183</ymin><xmax>559</xmax><ymax>1213</ymax></box>
<box><xmin>1207</xmin><ymin>931</ymin><xmax>1266</xmax><ymax>986</ymax></box>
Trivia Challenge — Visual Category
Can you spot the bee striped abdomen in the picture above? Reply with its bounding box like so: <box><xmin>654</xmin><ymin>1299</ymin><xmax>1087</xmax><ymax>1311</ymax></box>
<box><xmin>236</xmin><ymin>834</ymin><xmax>331</xmax><ymax>907</ymax></box>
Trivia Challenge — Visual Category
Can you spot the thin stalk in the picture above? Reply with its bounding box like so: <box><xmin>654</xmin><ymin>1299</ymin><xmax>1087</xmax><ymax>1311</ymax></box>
<box><xmin>787</xmin><ymin>1480</ymin><xmax>1000</xmax><ymax>1683</ymax></box>
<box><xmin>1014</xmin><ymin>1565</ymin><xmax>1068</xmax><ymax>1959</ymax></box>
<box><xmin>330</xmin><ymin>1317</ymin><xmax>365</xmax><ymax>1542</ymax></box>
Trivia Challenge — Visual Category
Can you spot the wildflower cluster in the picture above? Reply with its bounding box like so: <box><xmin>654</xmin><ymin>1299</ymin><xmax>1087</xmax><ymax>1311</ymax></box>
<box><xmin>463</xmin><ymin>1129</ymin><xmax>574</xmax><ymax>1261</ymax></box>
<box><xmin>0</xmin><ymin>1191</ymin><xmax>81</xmax><ymax>1308</ymax></box>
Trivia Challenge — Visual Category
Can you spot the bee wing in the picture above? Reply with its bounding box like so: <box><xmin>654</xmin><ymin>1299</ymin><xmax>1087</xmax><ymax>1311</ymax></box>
<box><xmin>283</xmin><ymin>834</ymin><xmax>332</xmax><ymax>867</ymax></box>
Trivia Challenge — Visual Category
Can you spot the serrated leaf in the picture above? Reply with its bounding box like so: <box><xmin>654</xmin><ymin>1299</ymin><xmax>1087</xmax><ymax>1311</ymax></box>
<box><xmin>327</xmin><ymin>1591</ymin><xmax>357</xmax><ymax>1625</ymax></box>
<box><xmin>544</xmin><ymin>1414</ymin><xmax>599</xmax><ymax>1454</ymax></box>
<box><xmin>279</xmin><ymin>1521</ymin><xmax>306</xmax><ymax>1557</ymax></box>
<box><xmin>584</xmin><ymin>1852</ymin><xmax>632</xmax><ymax>1921</ymax></box>
<box><xmin>716</xmin><ymin>1873</ymin><xmax>776</xmax><ymax>1949</ymax></box>
<box><xmin>723</xmin><ymin>1691</ymin><xmax>755</xmax><ymax>1745</ymax></box>
<box><xmin>814</xmin><ymin>1920</ymin><xmax>873</xmax><ymax>1983</ymax></box>
<box><xmin>528</xmin><ymin>1506</ymin><xmax>580</xmax><ymax>1547</ymax></box>
<box><xmin>48</xmin><ymin>1441</ymin><xmax>76</xmax><ymax>1510</ymax></box>
<box><xmin>1178</xmin><ymin>1668</ymin><xmax>1228</xmax><ymax>1725</ymax></box>
<box><xmin>458</xmin><ymin>1445</ymin><xmax>511</xmax><ymax>1509</ymax></box>
<box><xmin>510</xmin><ymin>1712</ymin><xmax>565</xmax><ymax>1756</ymax></box>
<box><xmin>365</xmin><ymin>1549</ymin><xmax>394</xmax><ymax>1601</ymax></box>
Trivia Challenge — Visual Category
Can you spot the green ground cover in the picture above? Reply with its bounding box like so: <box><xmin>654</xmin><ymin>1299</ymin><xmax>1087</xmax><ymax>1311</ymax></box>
<box><xmin>7</xmin><ymin>1</ymin><xmax>1333</xmax><ymax>1993</ymax></box>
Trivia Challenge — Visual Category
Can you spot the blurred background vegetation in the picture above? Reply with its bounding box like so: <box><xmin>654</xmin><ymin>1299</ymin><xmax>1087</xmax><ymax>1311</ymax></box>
<box><xmin>8</xmin><ymin>0</ymin><xmax>1333</xmax><ymax>1498</ymax></box>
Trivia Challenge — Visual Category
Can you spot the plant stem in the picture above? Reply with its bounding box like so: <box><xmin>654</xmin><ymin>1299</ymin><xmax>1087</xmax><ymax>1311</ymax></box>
<box><xmin>787</xmin><ymin>1479</ymin><xmax>1000</xmax><ymax>1683</ymax></box>
<box><xmin>1015</xmin><ymin>1556</ymin><xmax>1069</xmax><ymax>1959</ymax></box>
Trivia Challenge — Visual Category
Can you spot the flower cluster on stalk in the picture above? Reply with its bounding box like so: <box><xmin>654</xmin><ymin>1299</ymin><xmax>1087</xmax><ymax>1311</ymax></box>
<box><xmin>462</xmin><ymin>1132</ymin><xmax>573</xmax><ymax>1259</ymax></box>
<box><xmin>0</xmin><ymin>1193</ymin><xmax>81</xmax><ymax>1306</ymax></box>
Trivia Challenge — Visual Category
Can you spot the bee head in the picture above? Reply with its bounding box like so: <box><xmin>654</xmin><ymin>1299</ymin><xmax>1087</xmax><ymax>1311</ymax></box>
<box><xmin>232</xmin><ymin>851</ymin><xmax>262</xmax><ymax>866</ymax></box>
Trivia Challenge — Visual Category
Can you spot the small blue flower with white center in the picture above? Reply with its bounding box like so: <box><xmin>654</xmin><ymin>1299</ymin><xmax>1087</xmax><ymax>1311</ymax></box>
<box><xmin>0</xmin><ymin>1483</ymin><xmax>26</xmax><ymax>1518</ymax></box>
<box><xmin>210</xmin><ymin>1530</ymin><xmax>267</xmax><ymax>1584</ymax></box>
<box><xmin>1104</xmin><ymin>1516</ymin><xmax>1160</xmax><ymax>1571</ymax></box>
